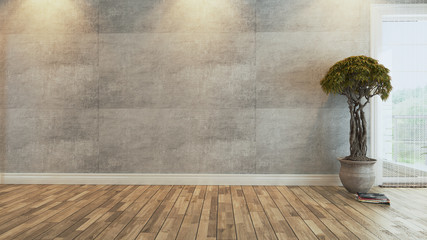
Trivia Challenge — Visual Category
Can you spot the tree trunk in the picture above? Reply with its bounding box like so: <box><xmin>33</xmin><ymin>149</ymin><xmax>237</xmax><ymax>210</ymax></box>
<box><xmin>348</xmin><ymin>98</ymin><xmax>368</xmax><ymax>158</ymax></box>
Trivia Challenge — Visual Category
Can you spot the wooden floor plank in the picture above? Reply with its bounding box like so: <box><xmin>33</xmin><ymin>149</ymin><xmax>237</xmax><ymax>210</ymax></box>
<box><xmin>253</xmin><ymin>186</ymin><xmax>297</xmax><ymax>240</ymax></box>
<box><xmin>334</xmin><ymin>187</ymin><xmax>420</xmax><ymax>239</ymax></box>
<box><xmin>1</xmin><ymin>185</ymin><xmax>112</xmax><ymax>240</ymax></box>
<box><xmin>0</xmin><ymin>184</ymin><xmax>426</xmax><ymax>240</ymax></box>
<box><xmin>0</xmin><ymin>184</ymin><xmax>44</xmax><ymax>205</ymax></box>
<box><xmin>241</xmin><ymin>186</ymin><xmax>278</xmax><ymax>240</ymax></box>
<box><xmin>0</xmin><ymin>185</ymin><xmax>96</xmax><ymax>238</ymax></box>
<box><xmin>0</xmin><ymin>185</ymin><xmax>71</xmax><ymax>223</ymax></box>
<box><xmin>114</xmin><ymin>185</ymin><xmax>174</xmax><ymax>240</ymax></box>
<box><xmin>335</xmin><ymin>186</ymin><xmax>427</xmax><ymax>239</ymax></box>
<box><xmin>0</xmin><ymin>185</ymin><xmax>57</xmax><ymax>213</ymax></box>
<box><xmin>230</xmin><ymin>186</ymin><xmax>257</xmax><ymax>240</ymax></box>
<box><xmin>217</xmin><ymin>186</ymin><xmax>237</xmax><ymax>240</ymax></box>
<box><xmin>31</xmin><ymin>185</ymin><xmax>129</xmax><ymax>239</ymax></box>
<box><xmin>136</xmin><ymin>185</ymin><xmax>184</xmax><ymax>240</ymax></box>
<box><xmin>22</xmin><ymin>185</ymin><xmax>119</xmax><ymax>240</ymax></box>
<box><xmin>176</xmin><ymin>185</ymin><xmax>207</xmax><ymax>240</ymax></box>
<box><xmin>196</xmin><ymin>185</ymin><xmax>218</xmax><ymax>240</ymax></box>
<box><xmin>308</xmin><ymin>186</ymin><xmax>397</xmax><ymax>240</ymax></box>
<box><xmin>302</xmin><ymin>187</ymin><xmax>377</xmax><ymax>239</ymax></box>
<box><xmin>0</xmin><ymin>185</ymin><xmax>22</xmax><ymax>192</ymax></box>
<box><xmin>289</xmin><ymin>186</ymin><xmax>358</xmax><ymax>240</ymax></box>
<box><xmin>379</xmin><ymin>188</ymin><xmax>427</xmax><ymax>223</ymax></box>
<box><xmin>322</xmin><ymin>186</ymin><xmax>423</xmax><ymax>239</ymax></box>
<box><xmin>86</xmin><ymin>185</ymin><xmax>157</xmax><ymax>240</ymax></box>
<box><xmin>276</xmin><ymin>186</ymin><xmax>338</xmax><ymax>240</ymax></box>
<box><xmin>59</xmin><ymin>185</ymin><xmax>153</xmax><ymax>240</ymax></box>
<box><xmin>264</xmin><ymin>186</ymin><xmax>317</xmax><ymax>240</ymax></box>
<box><xmin>155</xmin><ymin>186</ymin><xmax>195</xmax><ymax>240</ymax></box>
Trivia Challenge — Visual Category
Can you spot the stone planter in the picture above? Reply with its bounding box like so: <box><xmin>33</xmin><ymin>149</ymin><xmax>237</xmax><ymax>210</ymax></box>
<box><xmin>338</xmin><ymin>158</ymin><xmax>376</xmax><ymax>193</ymax></box>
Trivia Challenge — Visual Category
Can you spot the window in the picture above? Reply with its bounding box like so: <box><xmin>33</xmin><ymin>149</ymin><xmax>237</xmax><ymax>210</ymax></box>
<box><xmin>371</xmin><ymin>4</ymin><xmax>427</xmax><ymax>187</ymax></box>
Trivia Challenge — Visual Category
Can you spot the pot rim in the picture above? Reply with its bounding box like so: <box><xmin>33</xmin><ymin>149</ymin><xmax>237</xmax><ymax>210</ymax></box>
<box><xmin>337</xmin><ymin>157</ymin><xmax>377</xmax><ymax>165</ymax></box>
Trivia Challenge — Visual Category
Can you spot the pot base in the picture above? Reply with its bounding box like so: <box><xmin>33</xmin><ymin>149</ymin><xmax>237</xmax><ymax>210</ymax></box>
<box><xmin>338</xmin><ymin>158</ymin><xmax>376</xmax><ymax>193</ymax></box>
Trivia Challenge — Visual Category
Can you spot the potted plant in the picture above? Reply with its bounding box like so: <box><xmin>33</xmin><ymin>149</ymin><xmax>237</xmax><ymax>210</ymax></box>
<box><xmin>321</xmin><ymin>55</ymin><xmax>392</xmax><ymax>193</ymax></box>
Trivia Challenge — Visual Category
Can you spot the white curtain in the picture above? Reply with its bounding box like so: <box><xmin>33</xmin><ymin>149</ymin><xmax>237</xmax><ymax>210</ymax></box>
<box><xmin>379</xmin><ymin>9</ymin><xmax>427</xmax><ymax>187</ymax></box>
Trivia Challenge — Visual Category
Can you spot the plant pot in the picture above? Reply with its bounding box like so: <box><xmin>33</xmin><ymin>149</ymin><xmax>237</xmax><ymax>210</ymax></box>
<box><xmin>338</xmin><ymin>158</ymin><xmax>376</xmax><ymax>193</ymax></box>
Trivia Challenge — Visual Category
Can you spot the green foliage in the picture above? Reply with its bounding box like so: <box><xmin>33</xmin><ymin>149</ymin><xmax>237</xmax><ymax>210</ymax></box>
<box><xmin>392</xmin><ymin>87</ymin><xmax>427</xmax><ymax>164</ymax></box>
<box><xmin>393</xmin><ymin>144</ymin><xmax>426</xmax><ymax>164</ymax></box>
<box><xmin>320</xmin><ymin>56</ymin><xmax>393</xmax><ymax>159</ymax></box>
<box><xmin>392</xmin><ymin>86</ymin><xmax>427</xmax><ymax>115</ymax></box>
<box><xmin>320</xmin><ymin>55</ymin><xmax>392</xmax><ymax>101</ymax></box>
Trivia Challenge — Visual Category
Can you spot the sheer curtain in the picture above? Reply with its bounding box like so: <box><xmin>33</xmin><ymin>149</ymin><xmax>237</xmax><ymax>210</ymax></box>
<box><xmin>375</xmin><ymin>5</ymin><xmax>427</xmax><ymax>187</ymax></box>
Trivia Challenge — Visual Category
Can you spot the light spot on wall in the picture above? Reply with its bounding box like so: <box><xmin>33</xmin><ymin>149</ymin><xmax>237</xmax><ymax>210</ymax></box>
<box><xmin>171</xmin><ymin>0</ymin><xmax>233</xmax><ymax>29</ymax></box>
<box><xmin>154</xmin><ymin>0</ymin><xmax>251</xmax><ymax>32</ymax></box>
<box><xmin>19</xmin><ymin>0</ymin><xmax>78</xmax><ymax>32</ymax></box>
<box><xmin>0</xmin><ymin>0</ymin><xmax>95</xmax><ymax>34</ymax></box>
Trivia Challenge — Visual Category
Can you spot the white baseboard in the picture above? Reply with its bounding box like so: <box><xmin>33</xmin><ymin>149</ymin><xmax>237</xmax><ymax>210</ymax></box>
<box><xmin>1</xmin><ymin>173</ymin><xmax>341</xmax><ymax>186</ymax></box>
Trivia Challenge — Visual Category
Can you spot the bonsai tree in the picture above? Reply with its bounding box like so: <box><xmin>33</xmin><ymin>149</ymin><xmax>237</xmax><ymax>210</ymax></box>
<box><xmin>321</xmin><ymin>56</ymin><xmax>392</xmax><ymax>161</ymax></box>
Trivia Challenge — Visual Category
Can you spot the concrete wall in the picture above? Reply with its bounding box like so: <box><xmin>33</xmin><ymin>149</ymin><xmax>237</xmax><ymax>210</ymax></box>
<box><xmin>0</xmin><ymin>0</ymin><xmax>421</xmax><ymax>174</ymax></box>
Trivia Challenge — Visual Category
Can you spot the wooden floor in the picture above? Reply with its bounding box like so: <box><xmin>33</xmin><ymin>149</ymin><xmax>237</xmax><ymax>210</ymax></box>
<box><xmin>0</xmin><ymin>185</ymin><xmax>426</xmax><ymax>240</ymax></box>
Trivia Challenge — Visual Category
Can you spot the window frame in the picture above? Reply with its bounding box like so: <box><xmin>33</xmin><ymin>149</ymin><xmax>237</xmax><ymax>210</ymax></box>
<box><xmin>370</xmin><ymin>4</ymin><xmax>427</xmax><ymax>185</ymax></box>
